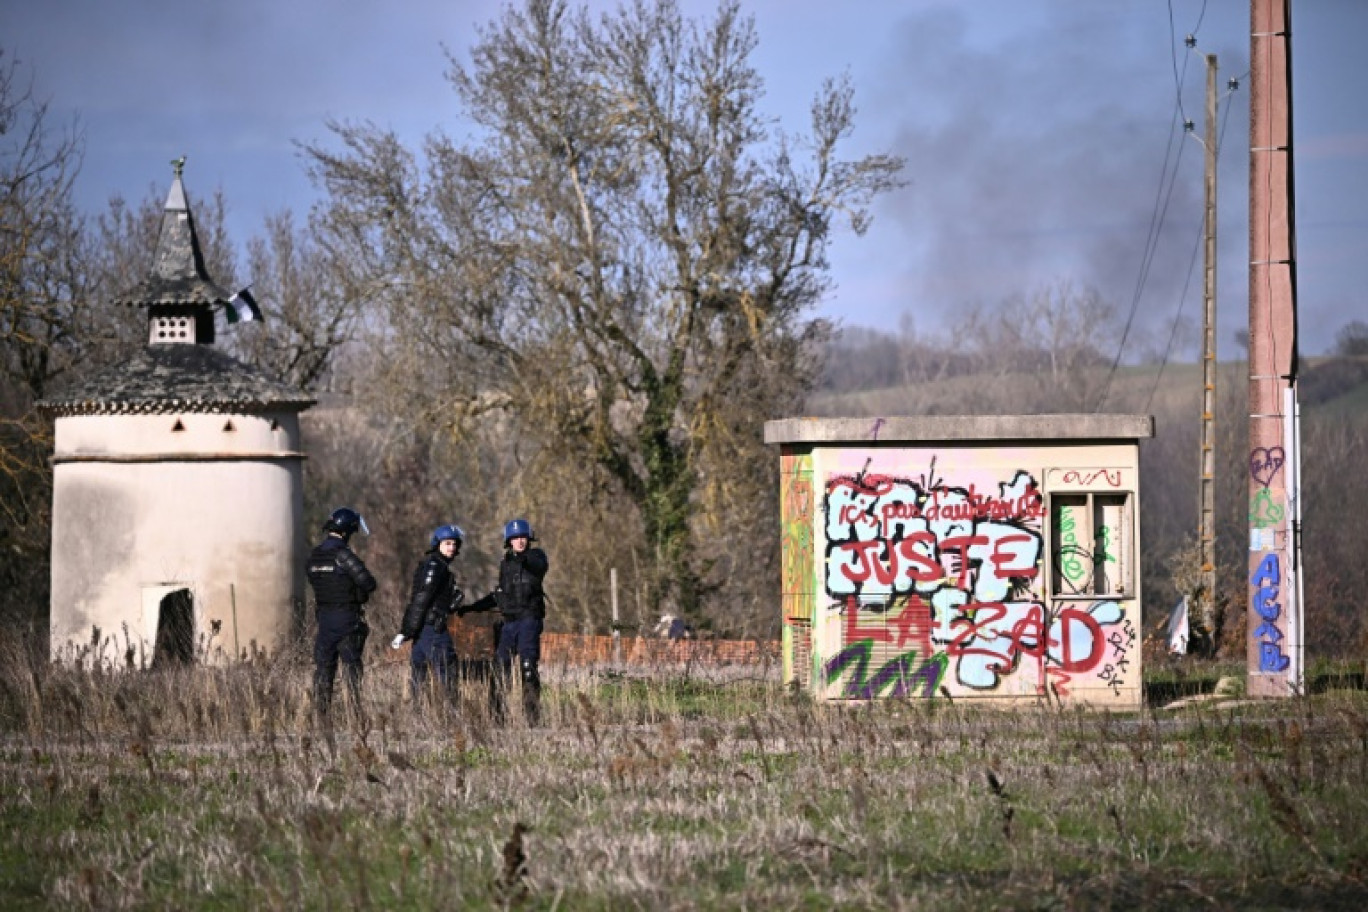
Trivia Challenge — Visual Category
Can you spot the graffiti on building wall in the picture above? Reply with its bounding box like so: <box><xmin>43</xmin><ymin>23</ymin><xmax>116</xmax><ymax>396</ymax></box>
<box><xmin>780</xmin><ymin>451</ymin><xmax>815</xmax><ymax>622</ymax></box>
<box><xmin>1248</xmin><ymin>445</ymin><xmax>1287</xmax><ymax>532</ymax></box>
<box><xmin>822</xmin><ymin>464</ymin><xmax>1134</xmax><ymax>699</ymax></box>
<box><xmin>1249</xmin><ymin>488</ymin><xmax>1285</xmax><ymax>530</ymax></box>
<box><xmin>824</xmin><ymin>468</ymin><xmax>1045</xmax><ymax>603</ymax></box>
<box><xmin>820</xmin><ymin>594</ymin><xmax>939</xmax><ymax>697</ymax></box>
<box><xmin>1098</xmin><ymin>614</ymin><xmax>1138</xmax><ymax>696</ymax></box>
<box><xmin>1052</xmin><ymin>496</ymin><xmax>1124</xmax><ymax>596</ymax></box>
<box><xmin>1056</xmin><ymin>502</ymin><xmax>1088</xmax><ymax>591</ymax></box>
<box><xmin>941</xmin><ymin>598</ymin><xmax>1131</xmax><ymax>695</ymax></box>
<box><xmin>1058</xmin><ymin>469</ymin><xmax>1122</xmax><ymax>487</ymax></box>
<box><xmin>1248</xmin><ymin>443</ymin><xmax>1291</xmax><ymax>674</ymax></box>
<box><xmin>1249</xmin><ymin>446</ymin><xmax>1285</xmax><ymax>488</ymax></box>
<box><xmin>1053</xmin><ymin>502</ymin><xmax>1117</xmax><ymax>595</ymax></box>
<box><xmin>823</xmin><ymin>638</ymin><xmax>948</xmax><ymax>699</ymax></box>
<box><xmin>1250</xmin><ymin>552</ymin><xmax>1290</xmax><ymax>673</ymax></box>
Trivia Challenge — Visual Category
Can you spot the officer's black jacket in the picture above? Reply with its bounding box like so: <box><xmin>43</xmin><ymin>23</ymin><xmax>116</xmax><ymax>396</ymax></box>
<box><xmin>469</xmin><ymin>547</ymin><xmax>549</xmax><ymax>619</ymax></box>
<box><xmin>400</xmin><ymin>551</ymin><xmax>464</xmax><ymax>639</ymax></box>
<box><xmin>307</xmin><ymin>536</ymin><xmax>377</xmax><ymax>609</ymax></box>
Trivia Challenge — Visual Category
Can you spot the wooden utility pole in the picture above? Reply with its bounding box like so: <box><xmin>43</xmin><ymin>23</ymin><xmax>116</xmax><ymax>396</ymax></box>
<box><xmin>1196</xmin><ymin>52</ymin><xmax>1219</xmax><ymax>648</ymax></box>
<box><xmin>1248</xmin><ymin>0</ymin><xmax>1303</xmax><ymax>696</ymax></box>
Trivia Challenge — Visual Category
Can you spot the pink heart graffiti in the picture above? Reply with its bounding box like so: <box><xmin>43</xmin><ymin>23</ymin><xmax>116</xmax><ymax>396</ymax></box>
<box><xmin>1249</xmin><ymin>446</ymin><xmax>1285</xmax><ymax>488</ymax></box>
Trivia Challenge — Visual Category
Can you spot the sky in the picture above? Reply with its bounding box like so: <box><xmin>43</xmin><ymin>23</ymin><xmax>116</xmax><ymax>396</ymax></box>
<box><xmin>5</xmin><ymin>0</ymin><xmax>1367</xmax><ymax>359</ymax></box>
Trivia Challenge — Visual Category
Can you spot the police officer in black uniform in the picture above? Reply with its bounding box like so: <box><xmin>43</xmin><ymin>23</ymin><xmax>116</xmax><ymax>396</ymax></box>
<box><xmin>306</xmin><ymin>507</ymin><xmax>377</xmax><ymax>720</ymax></box>
<box><xmin>392</xmin><ymin>524</ymin><xmax>466</xmax><ymax>703</ymax></box>
<box><xmin>468</xmin><ymin>518</ymin><xmax>549</xmax><ymax>725</ymax></box>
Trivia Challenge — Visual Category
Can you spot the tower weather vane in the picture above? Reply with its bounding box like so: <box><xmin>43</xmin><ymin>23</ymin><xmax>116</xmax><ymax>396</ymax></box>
<box><xmin>171</xmin><ymin>155</ymin><xmax>186</xmax><ymax>178</ymax></box>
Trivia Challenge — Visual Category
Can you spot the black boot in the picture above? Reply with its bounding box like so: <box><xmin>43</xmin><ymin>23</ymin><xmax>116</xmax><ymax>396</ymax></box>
<box><xmin>521</xmin><ymin>659</ymin><xmax>542</xmax><ymax>727</ymax></box>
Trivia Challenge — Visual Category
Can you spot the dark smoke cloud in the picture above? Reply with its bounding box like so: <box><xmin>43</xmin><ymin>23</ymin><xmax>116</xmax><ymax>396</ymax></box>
<box><xmin>862</xmin><ymin>3</ymin><xmax>1250</xmax><ymax>359</ymax></box>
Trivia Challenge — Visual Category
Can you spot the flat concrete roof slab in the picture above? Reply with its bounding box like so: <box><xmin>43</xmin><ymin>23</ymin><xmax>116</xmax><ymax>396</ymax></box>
<box><xmin>764</xmin><ymin>414</ymin><xmax>1155</xmax><ymax>445</ymax></box>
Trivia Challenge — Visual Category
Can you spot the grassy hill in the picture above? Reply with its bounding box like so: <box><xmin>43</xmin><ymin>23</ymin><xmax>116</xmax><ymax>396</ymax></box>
<box><xmin>808</xmin><ymin>356</ymin><xmax>1368</xmax><ymax>420</ymax></box>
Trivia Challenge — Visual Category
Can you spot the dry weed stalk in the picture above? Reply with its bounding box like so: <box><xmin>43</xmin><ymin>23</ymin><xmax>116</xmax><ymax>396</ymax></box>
<box><xmin>1252</xmin><ymin>761</ymin><xmax>1338</xmax><ymax>876</ymax></box>
<box><xmin>6</xmin><ymin>655</ymin><xmax>1368</xmax><ymax>907</ymax></box>
<box><xmin>499</xmin><ymin>821</ymin><xmax>530</xmax><ymax>899</ymax></box>
<box><xmin>986</xmin><ymin>769</ymin><xmax>1015</xmax><ymax>841</ymax></box>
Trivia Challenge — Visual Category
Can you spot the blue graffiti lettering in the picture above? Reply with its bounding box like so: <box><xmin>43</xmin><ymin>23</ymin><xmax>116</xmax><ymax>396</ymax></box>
<box><xmin>1259</xmin><ymin>642</ymin><xmax>1290</xmax><ymax>673</ymax></box>
<box><xmin>1250</xmin><ymin>553</ymin><xmax>1280</xmax><ymax>589</ymax></box>
<box><xmin>1250</xmin><ymin>552</ymin><xmax>1288</xmax><ymax>674</ymax></box>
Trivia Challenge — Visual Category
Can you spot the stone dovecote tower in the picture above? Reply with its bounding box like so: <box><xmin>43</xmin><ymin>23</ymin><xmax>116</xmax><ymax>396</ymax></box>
<box><xmin>38</xmin><ymin>164</ymin><xmax>315</xmax><ymax>666</ymax></box>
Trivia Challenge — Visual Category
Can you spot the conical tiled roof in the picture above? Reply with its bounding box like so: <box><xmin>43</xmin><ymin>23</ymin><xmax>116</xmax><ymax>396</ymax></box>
<box><xmin>37</xmin><ymin>162</ymin><xmax>314</xmax><ymax>416</ymax></box>
<box><xmin>38</xmin><ymin>344</ymin><xmax>316</xmax><ymax>416</ymax></box>
<box><xmin>113</xmin><ymin>163</ymin><xmax>234</xmax><ymax>307</ymax></box>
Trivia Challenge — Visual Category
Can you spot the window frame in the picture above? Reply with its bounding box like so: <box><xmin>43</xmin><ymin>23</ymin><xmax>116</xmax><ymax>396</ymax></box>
<box><xmin>1047</xmin><ymin>490</ymin><xmax>1135</xmax><ymax>600</ymax></box>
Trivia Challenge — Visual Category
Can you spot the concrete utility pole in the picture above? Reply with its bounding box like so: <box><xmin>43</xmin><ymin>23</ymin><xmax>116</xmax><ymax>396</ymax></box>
<box><xmin>1196</xmin><ymin>52</ymin><xmax>1219</xmax><ymax>649</ymax></box>
<box><xmin>1247</xmin><ymin>0</ymin><xmax>1304</xmax><ymax>696</ymax></box>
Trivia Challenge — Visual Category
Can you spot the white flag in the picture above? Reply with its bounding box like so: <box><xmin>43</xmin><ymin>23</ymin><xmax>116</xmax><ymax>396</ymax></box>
<box><xmin>1167</xmin><ymin>596</ymin><xmax>1189</xmax><ymax>654</ymax></box>
<box><xmin>226</xmin><ymin>288</ymin><xmax>263</xmax><ymax>323</ymax></box>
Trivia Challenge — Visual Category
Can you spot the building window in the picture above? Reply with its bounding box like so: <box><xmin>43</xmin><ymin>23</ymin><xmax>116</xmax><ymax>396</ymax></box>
<box><xmin>152</xmin><ymin>315</ymin><xmax>192</xmax><ymax>342</ymax></box>
<box><xmin>1050</xmin><ymin>493</ymin><xmax>1131</xmax><ymax>598</ymax></box>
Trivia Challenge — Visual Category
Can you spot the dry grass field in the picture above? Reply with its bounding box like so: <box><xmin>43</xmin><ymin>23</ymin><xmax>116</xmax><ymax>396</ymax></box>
<box><xmin>4</xmin><ymin>642</ymin><xmax>1368</xmax><ymax>910</ymax></box>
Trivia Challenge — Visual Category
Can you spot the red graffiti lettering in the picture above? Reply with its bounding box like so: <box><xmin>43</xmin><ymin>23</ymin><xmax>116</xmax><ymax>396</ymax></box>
<box><xmin>896</xmin><ymin>531</ymin><xmax>942</xmax><ymax>582</ymax></box>
<box><xmin>946</xmin><ymin>603</ymin><xmax>1009</xmax><ymax>667</ymax></box>
<box><xmin>946</xmin><ymin>603</ymin><xmax>1051</xmax><ymax>681</ymax></box>
<box><xmin>836</xmin><ymin>540</ymin><xmax>880</xmax><ymax>586</ymax></box>
<box><xmin>1053</xmin><ymin>607</ymin><xmax>1104</xmax><ymax>674</ymax></box>
<box><xmin>1060</xmin><ymin>469</ymin><xmax>1122</xmax><ymax>487</ymax></box>
<box><xmin>828</xmin><ymin>477</ymin><xmax>896</xmax><ymax>497</ymax></box>
<box><xmin>1044</xmin><ymin>666</ymin><xmax>1072</xmax><ymax>697</ymax></box>
<box><xmin>844</xmin><ymin>596</ymin><xmax>891</xmax><ymax>644</ymax></box>
<box><xmin>838</xmin><ymin>503</ymin><xmax>880</xmax><ymax>528</ymax></box>
<box><xmin>880</xmin><ymin>500</ymin><xmax>920</xmax><ymax>527</ymax></box>
<box><xmin>989</xmin><ymin>532</ymin><xmax>1040</xmax><ymax>580</ymax></box>
<box><xmin>1008</xmin><ymin>607</ymin><xmax>1047</xmax><ymax>659</ymax></box>
<box><xmin>939</xmin><ymin>534</ymin><xmax>988</xmax><ymax>588</ymax></box>
<box><xmin>843</xmin><ymin>594</ymin><xmax>932</xmax><ymax>650</ymax></box>
<box><xmin>945</xmin><ymin>602</ymin><xmax>1106</xmax><ymax>686</ymax></box>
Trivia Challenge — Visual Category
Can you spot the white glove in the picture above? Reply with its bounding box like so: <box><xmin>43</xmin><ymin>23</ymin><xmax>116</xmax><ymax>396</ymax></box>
<box><xmin>390</xmin><ymin>634</ymin><xmax>406</xmax><ymax>650</ymax></box>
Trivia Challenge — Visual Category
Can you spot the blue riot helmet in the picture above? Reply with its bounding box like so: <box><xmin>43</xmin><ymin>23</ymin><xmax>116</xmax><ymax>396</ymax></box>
<box><xmin>429</xmin><ymin>524</ymin><xmax>465</xmax><ymax>550</ymax></box>
<box><xmin>503</xmin><ymin>518</ymin><xmax>534</xmax><ymax>544</ymax></box>
<box><xmin>325</xmin><ymin>506</ymin><xmax>369</xmax><ymax>537</ymax></box>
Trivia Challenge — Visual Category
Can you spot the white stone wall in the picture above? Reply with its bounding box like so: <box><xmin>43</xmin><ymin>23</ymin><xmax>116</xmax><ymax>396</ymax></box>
<box><xmin>50</xmin><ymin>411</ymin><xmax>305</xmax><ymax>665</ymax></box>
<box><xmin>55</xmin><ymin>411</ymin><xmax>301</xmax><ymax>456</ymax></box>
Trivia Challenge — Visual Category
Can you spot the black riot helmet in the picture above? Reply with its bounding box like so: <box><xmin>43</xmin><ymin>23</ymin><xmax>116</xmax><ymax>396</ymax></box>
<box><xmin>324</xmin><ymin>506</ymin><xmax>369</xmax><ymax>537</ymax></box>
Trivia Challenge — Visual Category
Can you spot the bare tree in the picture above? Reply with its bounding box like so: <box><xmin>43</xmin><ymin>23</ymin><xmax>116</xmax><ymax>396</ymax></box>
<box><xmin>0</xmin><ymin>50</ymin><xmax>94</xmax><ymax>628</ymax></box>
<box><xmin>225</xmin><ymin>210</ymin><xmax>361</xmax><ymax>391</ymax></box>
<box><xmin>303</xmin><ymin>0</ymin><xmax>902</xmax><ymax>620</ymax></box>
<box><xmin>1333</xmin><ymin>320</ymin><xmax>1368</xmax><ymax>357</ymax></box>
<box><xmin>956</xmin><ymin>281</ymin><xmax>1117</xmax><ymax>412</ymax></box>
<box><xmin>0</xmin><ymin>51</ymin><xmax>91</xmax><ymax>402</ymax></box>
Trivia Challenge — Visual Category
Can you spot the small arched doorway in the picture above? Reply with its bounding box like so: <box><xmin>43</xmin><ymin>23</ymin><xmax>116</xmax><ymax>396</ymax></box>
<box><xmin>152</xmin><ymin>588</ymin><xmax>195</xmax><ymax>667</ymax></box>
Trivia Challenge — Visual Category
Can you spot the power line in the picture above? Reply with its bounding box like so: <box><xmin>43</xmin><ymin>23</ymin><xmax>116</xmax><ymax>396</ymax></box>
<box><xmin>1093</xmin><ymin>1</ymin><xmax>1209</xmax><ymax>412</ymax></box>
<box><xmin>1093</xmin><ymin>120</ymin><xmax>1187</xmax><ymax>411</ymax></box>
<box><xmin>1144</xmin><ymin>77</ymin><xmax>1238</xmax><ymax>415</ymax></box>
<box><xmin>1168</xmin><ymin>0</ymin><xmax>1209</xmax><ymax>128</ymax></box>
<box><xmin>1143</xmin><ymin>215</ymin><xmax>1203</xmax><ymax>413</ymax></box>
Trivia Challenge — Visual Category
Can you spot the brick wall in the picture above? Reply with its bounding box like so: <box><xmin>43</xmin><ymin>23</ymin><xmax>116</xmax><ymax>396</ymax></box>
<box><xmin>540</xmin><ymin>632</ymin><xmax>780</xmax><ymax>668</ymax></box>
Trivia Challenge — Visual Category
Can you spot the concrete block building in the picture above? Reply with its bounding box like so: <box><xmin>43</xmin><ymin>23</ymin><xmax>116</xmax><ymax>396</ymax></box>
<box><xmin>765</xmin><ymin>415</ymin><xmax>1154</xmax><ymax>707</ymax></box>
